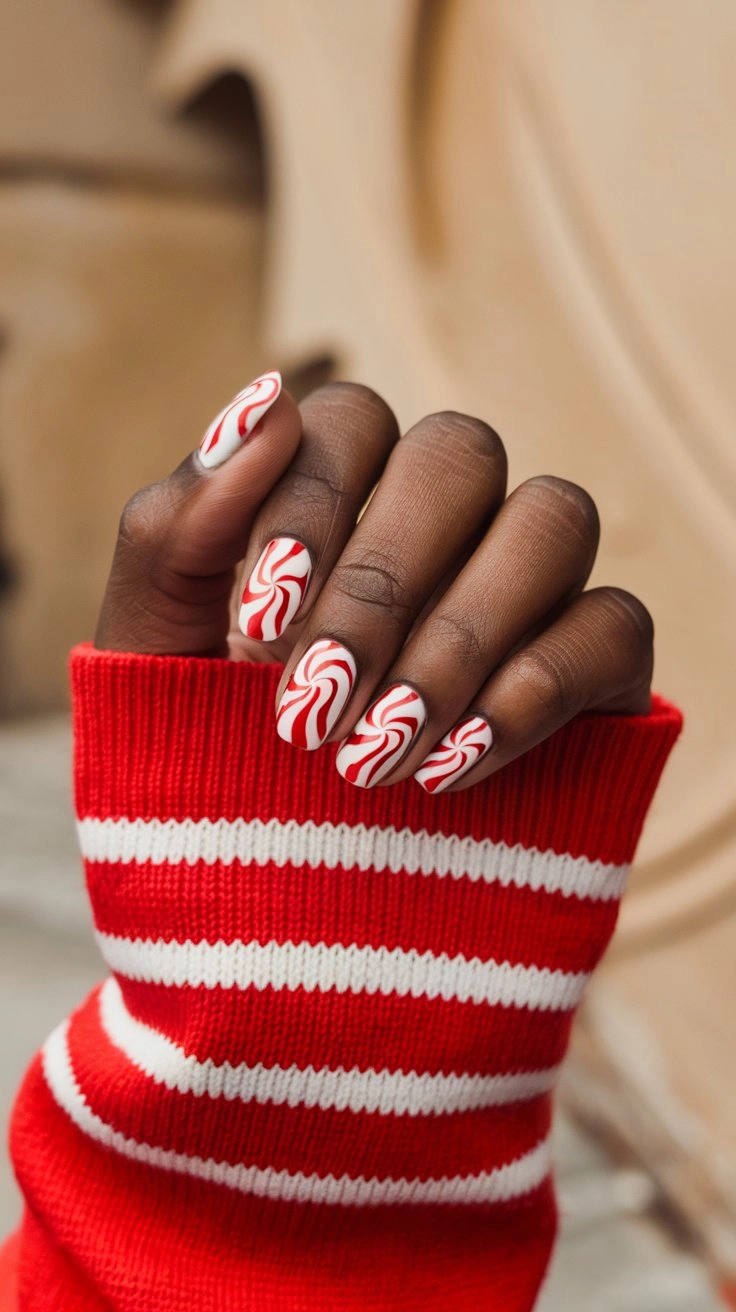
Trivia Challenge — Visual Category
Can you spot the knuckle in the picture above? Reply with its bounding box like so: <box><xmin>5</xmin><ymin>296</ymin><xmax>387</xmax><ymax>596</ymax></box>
<box><xmin>287</xmin><ymin>465</ymin><xmax>356</xmax><ymax>509</ymax></box>
<box><xmin>430</xmin><ymin>611</ymin><xmax>485</xmax><ymax>670</ymax></box>
<box><xmin>118</xmin><ymin>484</ymin><xmax>165</xmax><ymax>551</ymax></box>
<box><xmin>523</xmin><ymin>476</ymin><xmax>600</xmax><ymax>549</ymax></box>
<box><xmin>303</xmin><ymin>382</ymin><xmax>398</xmax><ymax>441</ymax></box>
<box><xmin>592</xmin><ymin>586</ymin><xmax>655</xmax><ymax>660</ymax></box>
<box><xmin>308</xmin><ymin>380</ymin><xmax>388</xmax><ymax>411</ymax></box>
<box><xmin>409</xmin><ymin>412</ymin><xmax>507</xmax><ymax>477</ymax></box>
<box><xmin>329</xmin><ymin>549</ymin><xmax>415</xmax><ymax>619</ymax></box>
<box><xmin>511</xmin><ymin>646</ymin><xmax>573</xmax><ymax>719</ymax></box>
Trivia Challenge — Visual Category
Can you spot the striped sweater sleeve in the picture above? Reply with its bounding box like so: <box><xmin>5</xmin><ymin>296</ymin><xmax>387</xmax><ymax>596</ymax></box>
<box><xmin>7</xmin><ymin>644</ymin><xmax>683</xmax><ymax>1312</ymax></box>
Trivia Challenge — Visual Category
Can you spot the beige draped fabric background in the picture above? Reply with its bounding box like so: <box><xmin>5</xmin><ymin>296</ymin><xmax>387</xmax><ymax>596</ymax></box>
<box><xmin>1</xmin><ymin>0</ymin><xmax>735</xmax><ymax>1282</ymax></box>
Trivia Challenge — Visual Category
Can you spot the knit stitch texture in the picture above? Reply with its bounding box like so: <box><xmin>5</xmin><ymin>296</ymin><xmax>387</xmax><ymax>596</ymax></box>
<box><xmin>5</xmin><ymin>645</ymin><xmax>682</xmax><ymax>1310</ymax></box>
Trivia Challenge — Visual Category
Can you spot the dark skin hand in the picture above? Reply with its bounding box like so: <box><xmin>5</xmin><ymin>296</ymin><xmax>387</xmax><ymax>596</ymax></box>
<box><xmin>96</xmin><ymin>379</ymin><xmax>653</xmax><ymax>792</ymax></box>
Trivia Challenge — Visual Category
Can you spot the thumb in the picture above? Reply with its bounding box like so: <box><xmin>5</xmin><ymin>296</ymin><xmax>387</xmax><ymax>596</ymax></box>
<box><xmin>96</xmin><ymin>370</ymin><xmax>302</xmax><ymax>655</ymax></box>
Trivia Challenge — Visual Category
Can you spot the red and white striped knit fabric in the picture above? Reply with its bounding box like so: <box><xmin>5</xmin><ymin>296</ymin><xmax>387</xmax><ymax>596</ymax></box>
<box><xmin>5</xmin><ymin>645</ymin><xmax>682</xmax><ymax>1311</ymax></box>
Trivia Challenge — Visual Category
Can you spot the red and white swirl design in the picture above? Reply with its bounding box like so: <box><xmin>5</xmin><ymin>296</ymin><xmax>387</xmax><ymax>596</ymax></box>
<box><xmin>336</xmin><ymin>684</ymin><xmax>427</xmax><ymax>789</ymax></box>
<box><xmin>197</xmin><ymin>370</ymin><xmax>282</xmax><ymax>468</ymax></box>
<box><xmin>276</xmin><ymin>639</ymin><xmax>357</xmax><ymax>750</ymax></box>
<box><xmin>239</xmin><ymin>538</ymin><xmax>312</xmax><ymax>642</ymax></box>
<box><xmin>414</xmin><ymin>716</ymin><xmax>493</xmax><ymax>794</ymax></box>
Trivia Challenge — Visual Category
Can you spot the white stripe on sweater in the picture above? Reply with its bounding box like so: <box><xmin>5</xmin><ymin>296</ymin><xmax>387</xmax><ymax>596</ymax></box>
<box><xmin>96</xmin><ymin>934</ymin><xmax>589</xmax><ymax>1011</ymax></box>
<box><xmin>99</xmin><ymin>978</ymin><xmax>559</xmax><ymax>1114</ymax></box>
<box><xmin>42</xmin><ymin>1019</ymin><xmax>552</xmax><ymax>1206</ymax></box>
<box><xmin>77</xmin><ymin>816</ymin><xmax>627</xmax><ymax>902</ymax></box>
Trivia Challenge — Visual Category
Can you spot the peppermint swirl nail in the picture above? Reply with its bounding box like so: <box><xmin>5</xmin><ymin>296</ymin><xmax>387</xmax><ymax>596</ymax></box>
<box><xmin>414</xmin><ymin>715</ymin><xmax>493</xmax><ymax>794</ymax></box>
<box><xmin>198</xmin><ymin>370</ymin><xmax>282</xmax><ymax>469</ymax></box>
<box><xmin>336</xmin><ymin>684</ymin><xmax>427</xmax><ymax>788</ymax></box>
<box><xmin>239</xmin><ymin>538</ymin><xmax>312</xmax><ymax>642</ymax></box>
<box><xmin>277</xmin><ymin>639</ymin><xmax>357</xmax><ymax>750</ymax></box>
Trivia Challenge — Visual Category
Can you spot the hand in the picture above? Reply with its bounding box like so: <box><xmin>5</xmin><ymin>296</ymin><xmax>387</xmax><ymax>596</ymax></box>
<box><xmin>96</xmin><ymin>372</ymin><xmax>654</xmax><ymax>790</ymax></box>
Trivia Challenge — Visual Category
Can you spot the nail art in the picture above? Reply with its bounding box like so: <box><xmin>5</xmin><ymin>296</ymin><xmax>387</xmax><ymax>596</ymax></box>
<box><xmin>336</xmin><ymin>684</ymin><xmax>427</xmax><ymax>788</ymax></box>
<box><xmin>239</xmin><ymin>538</ymin><xmax>312</xmax><ymax>641</ymax></box>
<box><xmin>414</xmin><ymin>716</ymin><xmax>493</xmax><ymax>794</ymax></box>
<box><xmin>276</xmin><ymin>639</ymin><xmax>357</xmax><ymax>750</ymax></box>
<box><xmin>197</xmin><ymin>370</ymin><xmax>282</xmax><ymax>469</ymax></box>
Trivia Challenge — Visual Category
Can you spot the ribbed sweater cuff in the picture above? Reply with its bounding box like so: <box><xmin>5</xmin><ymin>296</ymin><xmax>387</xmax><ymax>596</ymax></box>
<box><xmin>71</xmin><ymin>644</ymin><xmax>682</xmax><ymax>866</ymax></box>
<box><xmin>6</xmin><ymin>646</ymin><xmax>684</xmax><ymax>1312</ymax></box>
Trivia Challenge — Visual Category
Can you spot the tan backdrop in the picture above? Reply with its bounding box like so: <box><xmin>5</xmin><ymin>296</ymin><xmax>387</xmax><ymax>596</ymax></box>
<box><xmin>1</xmin><ymin>0</ymin><xmax>735</xmax><ymax>1271</ymax></box>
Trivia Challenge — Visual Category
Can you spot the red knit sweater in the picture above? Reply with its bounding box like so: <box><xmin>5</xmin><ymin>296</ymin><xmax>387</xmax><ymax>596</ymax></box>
<box><xmin>4</xmin><ymin>645</ymin><xmax>682</xmax><ymax>1310</ymax></box>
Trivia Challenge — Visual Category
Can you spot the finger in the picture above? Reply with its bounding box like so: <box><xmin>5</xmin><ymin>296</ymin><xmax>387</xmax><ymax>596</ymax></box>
<box><xmin>335</xmin><ymin>476</ymin><xmax>599</xmax><ymax>787</ymax></box>
<box><xmin>236</xmin><ymin>383</ymin><xmax>399</xmax><ymax>644</ymax></box>
<box><xmin>96</xmin><ymin>370</ymin><xmax>301</xmax><ymax>654</ymax></box>
<box><xmin>274</xmin><ymin>413</ymin><xmax>508</xmax><ymax>750</ymax></box>
<box><xmin>414</xmin><ymin>587</ymin><xmax>654</xmax><ymax>793</ymax></box>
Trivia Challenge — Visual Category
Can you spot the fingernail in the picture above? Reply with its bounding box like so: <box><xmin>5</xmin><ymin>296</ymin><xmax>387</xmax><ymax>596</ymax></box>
<box><xmin>336</xmin><ymin>683</ymin><xmax>427</xmax><ymax>788</ymax></box>
<box><xmin>414</xmin><ymin>716</ymin><xmax>493</xmax><ymax>794</ymax></box>
<box><xmin>197</xmin><ymin>369</ymin><xmax>282</xmax><ymax>469</ymax></box>
<box><xmin>239</xmin><ymin>538</ymin><xmax>312</xmax><ymax>641</ymax></box>
<box><xmin>276</xmin><ymin>639</ymin><xmax>357</xmax><ymax>750</ymax></box>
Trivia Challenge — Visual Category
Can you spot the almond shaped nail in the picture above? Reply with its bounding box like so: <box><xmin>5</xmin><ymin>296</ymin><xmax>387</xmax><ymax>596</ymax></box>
<box><xmin>239</xmin><ymin>537</ymin><xmax>312</xmax><ymax>641</ymax></box>
<box><xmin>276</xmin><ymin>639</ymin><xmax>357</xmax><ymax>750</ymax></box>
<box><xmin>414</xmin><ymin>716</ymin><xmax>493</xmax><ymax>794</ymax></box>
<box><xmin>197</xmin><ymin>370</ymin><xmax>282</xmax><ymax>469</ymax></box>
<box><xmin>336</xmin><ymin>684</ymin><xmax>427</xmax><ymax>788</ymax></box>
